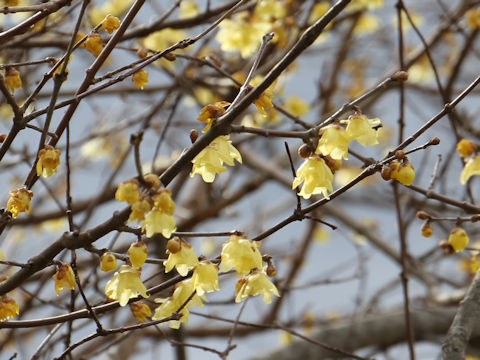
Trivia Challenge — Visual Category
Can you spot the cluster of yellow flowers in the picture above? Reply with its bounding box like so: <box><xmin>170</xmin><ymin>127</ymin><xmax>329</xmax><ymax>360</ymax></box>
<box><xmin>115</xmin><ymin>174</ymin><xmax>176</xmax><ymax>238</ymax></box>
<box><xmin>457</xmin><ymin>138</ymin><xmax>480</xmax><ymax>184</ymax></box>
<box><xmin>152</xmin><ymin>235</ymin><xmax>278</xmax><ymax>329</ymax></box>
<box><xmin>84</xmin><ymin>14</ymin><xmax>122</xmax><ymax>57</ymax></box>
<box><xmin>293</xmin><ymin>113</ymin><xmax>384</xmax><ymax>199</ymax></box>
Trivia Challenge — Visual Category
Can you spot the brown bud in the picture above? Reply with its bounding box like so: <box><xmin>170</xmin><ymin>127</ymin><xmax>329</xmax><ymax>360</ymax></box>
<box><xmin>472</xmin><ymin>215</ymin><xmax>480</xmax><ymax>222</ymax></box>
<box><xmin>266</xmin><ymin>263</ymin><xmax>277</xmax><ymax>277</ymax></box>
<box><xmin>298</xmin><ymin>144</ymin><xmax>312</xmax><ymax>158</ymax></box>
<box><xmin>416</xmin><ymin>211</ymin><xmax>429</xmax><ymax>220</ymax></box>
<box><xmin>167</xmin><ymin>237</ymin><xmax>182</xmax><ymax>254</ymax></box>
<box><xmin>430</xmin><ymin>137</ymin><xmax>440</xmax><ymax>145</ymax></box>
<box><xmin>0</xmin><ymin>134</ymin><xmax>6</xmax><ymax>143</ymax></box>
<box><xmin>190</xmin><ymin>129</ymin><xmax>198</xmax><ymax>143</ymax></box>
<box><xmin>392</xmin><ymin>71</ymin><xmax>409</xmax><ymax>82</ymax></box>
<box><xmin>381</xmin><ymin>164</ymin><xmax>393</xmax><ymax>181</ymax></box>
<box><xmin>439</xmin><ymin>240</ymin><xmax>455</xmax><ymax>255</ymax></box>
<box><xmin>136</xmin><ymin>48</ymin><xmax>148</xmax><ymax>59</ymax></box>
<box><xmin>395</xmin><ymin>150</ymin><xmax>405</xmax><ymax>160</ymax></box>
<box><xmin>164</xmin><ymin>52</ymin><xmax>176</xmax><ymax>62</ymax></box>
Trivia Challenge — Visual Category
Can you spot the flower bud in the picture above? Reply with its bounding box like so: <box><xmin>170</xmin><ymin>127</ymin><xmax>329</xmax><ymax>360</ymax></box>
<box><xmin>395</xmin><ymin>150</ymin><xmax>405</xmax><ymax>160</ymax></box>
<box><xmin>128</xmin><ymin>241</ymin><xmax>148</xmax><ymax>268</ymax></box>
<box><xmin>298</xmin><ymin>144</ymin><xmax>312</xmax><ymax>158</ymax></box>
<box><xmin>421</xmin><ymin>222</ymin><xmax>433</xmax><ymax>238</ymax></box>
<box><xmin>137</xmin><ymin>48</ymin><xmax>148</xmax><ymax>58</ymax></box>
<box><xmin>381</xmin><ymin>164</ymin><xmax>393</xmax><ymax>181</ymax></box>
<box><xmin>448</xmin><ymin>227</ymin><xmax>469</xmax><ymax>252</ymax></box>
<box><xmin>167</xmin><ymin>237</ymin><xmax>182</xmax><ymax>254</ymax></box>
<box><xmin>391</xmin><ymin>71</ymin><xmax>409</xmax><ymax>82</ymax></box>
<box><xmin>266</xmin><ymin>263</ymin><xmax>277</xmax><ymax>277</ymax></box>
<box><xmin>430</xmin><ymin>137</ymin><xmax>440</xmax><ymax>145</ymax></box>
<box><xmin>100</xmin><ymin>252</ymin><xmax>117</xmax><ymax>271</ymax></box>
<box><xmin>416</xmin><ymin>211</ymin><xmax>429</xmax><ymax>220</ymax></box>
<box><xmin>190</xmin><ymin>129</ymin><xmax>198</xmax><ymax>143</ymax></box>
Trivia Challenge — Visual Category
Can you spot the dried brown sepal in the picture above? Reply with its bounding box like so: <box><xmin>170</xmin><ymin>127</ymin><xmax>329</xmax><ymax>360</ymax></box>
<box><xmin>0</xmin><ymin>134</ymin><xmax>6</xmax><ymax>143</ymax></box>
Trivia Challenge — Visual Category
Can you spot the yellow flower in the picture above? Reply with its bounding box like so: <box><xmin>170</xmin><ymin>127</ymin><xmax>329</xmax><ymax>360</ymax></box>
<box><xmin>284</xmin><ymin>96</ymin><xmax>310</xmax><ymax>117</ymax></box>
<box><xmin>191</xmin><ymin>260</ymin><xmax>219</xmax><ymax>296</ymax></box>
<box><xmin>220</xmin><ymin>235</ymin><xmax>263</xmax><ymax>275</ymax></box>
<box><xmin>179</xmin><ymin>0</ymin><xmax>198</xmax><ymax>19</ymax></box>
<box><xmin>354</xmin><ymin>13</ymin><xmax>380</xmax><ymax>34</ymax></box>
<box><xmin>132</xmin><ymin>69</ymin><xmax>148</xmax><ymax>90</ymax></box>
<box><xmin>130</xmin><ymin>301</ymin><xmax>151</xmax><ymax>323</ymax></box>
<box><xmin>316</xmin><ymin>125</ymin><xmax>350</xmax><ymax>160</ymax></box>
<box><xmin>128</xmin><ymin>241</ymin><xmax>148</xmax><ymax>268</ymax></box>
<box><xmin>102</xmin><ymin>14</ymin><xmax>121</xmax><ymax>34</ymax></box>
<box><xmin>141</xmin><ymin>189</ymin><xmax>176</xmax><ymax>238</ymax></box>
<box><xmin>152</xmin><ymin>279</ymin><xmax>204</xmax><ymax>329</ymax></box>
<box><xmin>52</xmin><ymin>263</ymin><xmax>76</xmax><ymax>295</ymax></box>
<box><xmin>308</xmin><ymin>2</ymin><xmax>330</xmax><ymax>24</ymax></box>
<box><xmin>7</xmin><ymin>187</ymin><xmax>33</xmax><ymax>218</ymax></box>
<box><xmin>448</xmin><ymin>227</ymin><xmax>469</xmax><ymax>252</ymax></box>
<box><xmin>345</xmin><ymin>113</ymin><xmax>380</xmax><ymax>146</ymax></box>
<box><xmin>105</xmin><ymin>265</ymin><xmax>149</xmax><ymax>306</ymax></box>
<box><xmin>197</xmin><ymin>101</ymin><xmax>230</xmax><ymax>132</ymax></box>
<box><xmin>85</xmin><ymin>32</ymin><xmax>103</xmax><ymax>56</ymax></box>
<box><xmin>164</xmin><ymin>237</ymin><xmax>199</xmax><ymax>276</ymax></box>
<box><xmin>129</xmin><ymin>196</ymin><xmax>152</xmax><ymax>222</ymax></box>
<box><xmin>216</xmin><ymin>12</ymin><xmax>271</xmax><ymax>58</ymax></box>
<box><xmin>89</xmin><ymin>0</ymin><xmax>134</xmax><ymax>25</ymax></box>
<box><xmin>153</xmin><ymin>189</ymin><xmax>175</xmax><ymax>214</ymax></box>
<box><xmin>254</xmin><ymin>0</ymin><xmax>287</xmax><ymax>21</ymax></box>
<box><xmin>142</xmin><ymin>208</ymin><xmax>176</xmax><ymax>238</ymax></box>
<box><xmin>461</xmin><ymin>155</ymin><xmax>480</xmax><ymax>184</ymax></box>
<box><xmin>142</xmin><ymin>28</ymin><xmax>186</xmax><ymax>51</ymax></box>
<box><xmin>36</xmin><ymin>145</ymin><xmax>61</xmax><ymax>178</ymax></box>
<box><xmin>100</xmin><ymin>252</ymin><xmax>117</xmax><ymax>272</ymax></box>
<box><xmin>292</xmin><ymin>156</ymin><xmax>334</xmax><ymax>200</ymax></box>
<box><xmin>0</xmin><ymin>295</ymin><xmax>19</xmax><ymax>321</ymax></box>
<box><xmin>466</xmin><ymin>8</ymin><xmax>480</xmax><ymax>29</ymax></box>
<box><xmin>4</xmin><ymin>68</ymin><xmax>22</xmax><ymax>93</ymax></box>
<box><xmin>253</xmin><ymin>88</ymin><xmax>275</xmax><ymax>116</ymax></box>
<box><xmin>115</xmin><ymin>179</ymin><xmax>140</xmax><ymax>205</ymax></box>
<box><xmin>235</xmin><ymin>270</ymin><xmax>280</xmax><ymax>304</ymax></box>
<box><xmin>348</xmin><ymin>0</ymin><xmax>383</xmax><ymax>11</ymax></box>
<box><xmin>390</xmin><ymin>160</ymin><xmax>415</xmax><ymax>186</ymax></box>
<box><xmin>457</xmin><ymin>138</ymin><xmax>477</xmax><ymax>158</ymax></box>
<box><xmin>190</xmin><ymin>135</ymin><xmax>242</xmax><ymax>183</ymax></box>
